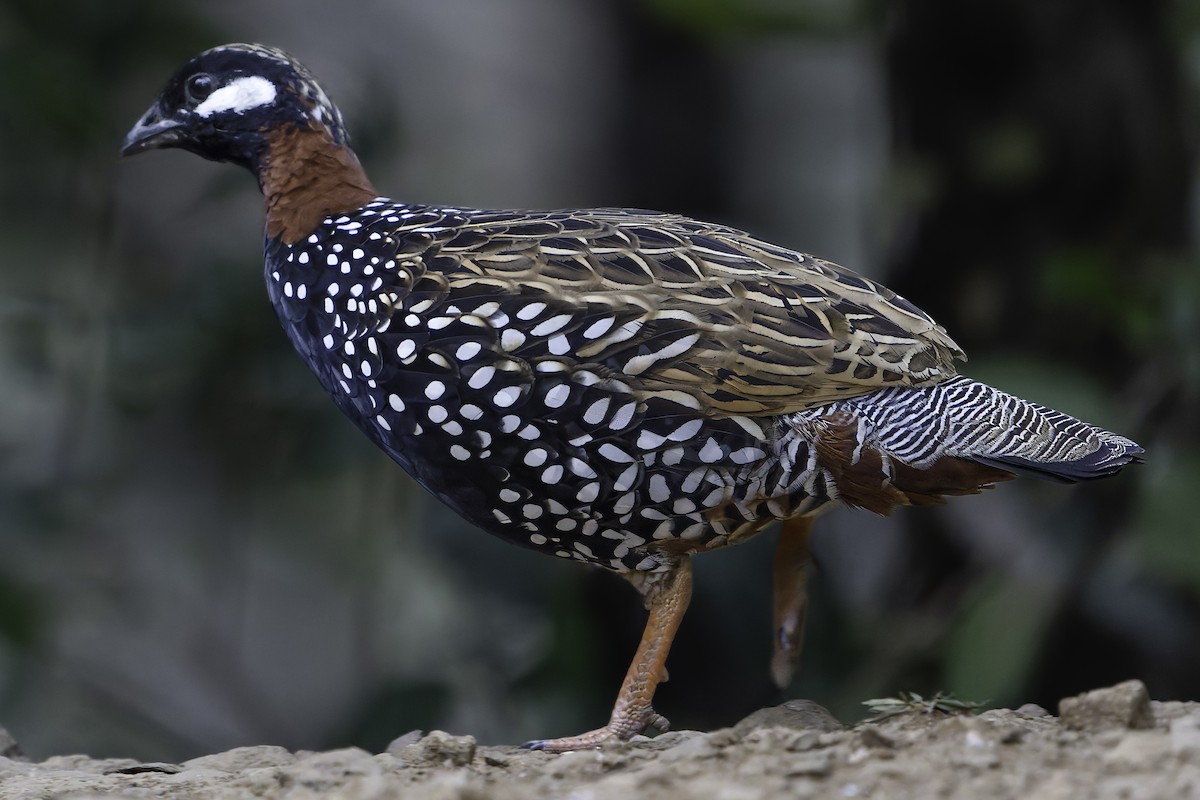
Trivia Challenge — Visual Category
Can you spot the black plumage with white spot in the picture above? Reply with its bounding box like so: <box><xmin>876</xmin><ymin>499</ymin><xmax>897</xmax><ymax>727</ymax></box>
<box><xmin>266</xmin><ymin>203</ymin><xmax>833</xmax><ymax>573</ymax></box>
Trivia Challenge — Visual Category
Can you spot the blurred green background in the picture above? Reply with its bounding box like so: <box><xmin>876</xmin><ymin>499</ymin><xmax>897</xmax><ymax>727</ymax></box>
<box><xmin>1</xmin><ymin>0</ymin><xmax>1197</xmax><ymax>761</ymax></box>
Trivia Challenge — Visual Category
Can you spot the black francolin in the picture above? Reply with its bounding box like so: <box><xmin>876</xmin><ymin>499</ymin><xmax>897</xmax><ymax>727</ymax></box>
<box><xmin>121</xmin><ymin>43</ymin><xmax>1143</xmax><ymax>751</ymax></box>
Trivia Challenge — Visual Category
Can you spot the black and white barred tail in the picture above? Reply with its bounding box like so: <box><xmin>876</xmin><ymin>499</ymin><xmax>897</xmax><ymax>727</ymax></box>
<box><xmin>799</xmin><ymin>376</ymin><xmax>1143</xmax><ymax>513</ymax></box>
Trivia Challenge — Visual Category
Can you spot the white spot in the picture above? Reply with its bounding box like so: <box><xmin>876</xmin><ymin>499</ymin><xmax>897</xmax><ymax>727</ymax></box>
<box><xmin>613</xmin><ymin>492</ymin><xmax>636</xmax><ymax>515</ymax></box>
<box><xmin>327</xmin><ymin>254</ymin><xmax>340</xmax><ymax>267</ymax></box>
<box><xmin>698</xmin><ymin>438</ymin><xmax>723</xmax><ymax>463</ymax></box>
<box><xmin>729</xmin><ymin>446</ymin><xmax>767</xmax><ymax>465</ymax></box>
<box><xmin>468</xmin><ymin>366</ymin><xmax>496</xmax><ymax>389</ymax></box>
<box><xmin>322</xmin><ymin>334</ymin><xmax>334</xmax><ymax>349</ymax></box>
<box><xmin>396</xmin><ymin>340</ymin><xmax>416</xmax><ymax>359</ymax></box>
<box><xmin>499</xmin><ymin>415</ymin><xmax>521</xmax><ymax>433</ymax></box>
<box><xmin>359</xmin><ymin>360</ymin><xmax>372</xmax><ymax>377</ymax></box>
<box><xmin>531</xmin><ymin>314</ymin><xmax>572</xmax><ymax>337</ymax></box>
<box><xmin>530</xmin><ymin>533</ymin><xmax>548</xmax><ymax>546</ymax></box>
<box><xmin>674</xmin><ymin>498</ymin><xmax>697</xmax><ymax>514</ymax></box>
<box><xmin>544</xmin><ymin>385</ymin><xmax>570</xmax><ymax>409</ymax></box>
<box><xmin>441</xmin><ymin>420</ymin><xmax>463</xmax><ymax>436</ymax></box>
<box><xmin>599</xmin><ymin>443</ymin><xmax>634</xmax><ymax>463</ymax></box>
<box><xmin>583</xmin><ymin>397</ymin><xmax>610</xmax><ymax>425</ymax></box>
<box><xmin>499</xmin><ymin>489</ymin><xmax>521</xmax><ymax>503</ymax></box>
<box><xmin>352</xmin><ymin>248</ymin><xmax>364</xmax><ymax>260</ymax></box>
<box><xmin>681</xmin><ymin>468</ymin><xmax>706</xmax><ymax>494</ymax></box>
<box><xmin>517</xmin><ymin>302</ymin><xmax>546</xmax><ymax>320</ymax></box>
<box><xmin>376</xmin><ymin>414</ymin><xmax>391</xmax><ymax>431</ymax></box>
<box><xmin>541</xmin><ymin>465</ymin><xmax>564</xmax><ymax>485</ymax></box>
<box><xmin>194</xmin><ymin>76</ymin><xmax>278</xmax><ymax>118</ymax></box>
<box><xmin>649</xmin><ymin>474</ymin><xmax>671</xmax><ymax>503</ymax></box>
<box><xmin>668</xmin><ymin>419</ymin><xmax>703</xmax><ymax>442</ymax></box>
<box><xmin>297</xmin><ymin>284</ymin><xmax>307</xmax><ymax>300</ymax></box>
<box><xmin>568</xmin><ymin>458</ymin><xmax>597</xmax><ymax>478</ymax></box>
<box><xmin>460</xmin><ymin>404</ymin><xmax>483</xmax><ymax>420</ymax></box>
<box><xmin>427</xmin><ymin>405</ymin><xmax>448</xmax><ymax>423</ymax></box>
<box><xmin>614</xmin><ymin>464</ymin><xmax>639</xmax><ymax>492</ymax></box>
<box><xmin>341</xmin><ymin>363</ymin><xmax>353</xmax><ymax>380</ymax></box>
<box><xmin>548</xmin><ymin>334</ymin><xmax>571</xmax><ymax>355</ymax></box>
<box><xmin>662</xmin><ymin>446</ymin><xmax>685</xmax><ymax>466</ymax></box>
<box><xmin>456</xmin><ymin>342</ymin><xmax>482</xmax><ymax>361</ymax></box>
<box><xmin>609</xmin><ymin>401</ymin><xmax>637</xmax><ymax>430</ymax></box>
<box><xmin>493</xmin><ymin>509</ymin><xmax>512</xmax><ymax>524</ymax></box>
<box><xmin>522</xmin><ymin>504</ymin><xmax>543</xmax><ymax>520</ymax></box>
<box><xmin>283</xmin><ymin>281</ymin><xmax>293</xmax><ymax>297</ymax></box>
<box><xmin>518</xmin><ymin>425</ymin><xmax>540</xmax><ymax>441</ymax></box>
<box><xmin>425</xmin><ymin>381</ymin><xmax>446</xmax><ymax>400</ymax></box>
<box><xmin>450</xmin><ymin>445</ymin><xmax>471</xmax><ymax>461</ymax></box>
<box><xmin>524</xmin><ymin>448</ymin><xmax>548</xmax><ymax>467</ymax></box>
<box><xmin>576</xmin><ymin>482</ymin><xmax>600</xmax><ymax>503</ymax></box>
<box><xmin>559</xmin><ymin>519</ymin><xmax>579</xmax><ymax>532</ymax></box>
<box><xmin>583</xmin><ymin>317</ymin><xmax>615</xmax><ymax>339</ymax></box>
<box><xmin>494</xmin><ymin>387</ymin><xmax>521</xmax><ymax>407</ymax></box>
<box><xmin>298</xmin><ymin>252</ymin><xmax>310</xmax><ymax>265</ymax></box>
<box><xmin>637</xmin><ymin>430</ymin><xmax>666</xmax><ymax>450</ymax></box>
<box><xmin>501</xmin><ymin>329</ymin><xmax>526</xmax><ymax>351</ymax></box>
<box><xmin>388</xmin><ymin>394</ymin><xmax>405</xmax><ymax>412</ymax></box>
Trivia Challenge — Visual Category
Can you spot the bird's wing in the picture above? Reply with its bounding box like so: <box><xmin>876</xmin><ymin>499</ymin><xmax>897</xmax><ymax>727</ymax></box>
<box><xmin>419</xmin><ymin>207</ymin><xmax>963</xmax><ymax>417</ymax></box>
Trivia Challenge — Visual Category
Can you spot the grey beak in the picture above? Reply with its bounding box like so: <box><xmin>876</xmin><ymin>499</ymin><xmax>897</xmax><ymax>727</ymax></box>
<box><xmin>120</xmin><ymin>105</ymin><xmax>184</xmax><ymax>156</ymax></box>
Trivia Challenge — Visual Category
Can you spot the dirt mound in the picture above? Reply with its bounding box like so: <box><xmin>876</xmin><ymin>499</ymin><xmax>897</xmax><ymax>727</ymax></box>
<box><xmin>2</xmin><ymin>681</ymin><xmax>1197</xmax><ymax>799</ymax></box>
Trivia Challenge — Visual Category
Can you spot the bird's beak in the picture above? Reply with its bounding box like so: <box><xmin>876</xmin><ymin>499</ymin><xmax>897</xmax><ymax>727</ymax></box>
<box><xmin>120</xmin><ymin>105</ymin><xmax>184</xmax><ymax>156</ymax></box>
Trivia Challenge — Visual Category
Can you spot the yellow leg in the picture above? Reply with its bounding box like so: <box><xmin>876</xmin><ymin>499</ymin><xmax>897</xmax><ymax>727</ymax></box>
<box><xmin>523</xmin><ymin>557</ymin><xmax>694</xmax><ymax>752</ymax></box>
<box><xmin>770</xmin><ymin>516</ymin><xmax>814</xmax><ymax>689</ymax></box>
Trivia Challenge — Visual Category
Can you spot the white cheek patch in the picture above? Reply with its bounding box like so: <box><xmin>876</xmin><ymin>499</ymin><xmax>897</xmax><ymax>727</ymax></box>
<box><xmin>194</xmin><ymin>76</ymin><xmax>278</xmax><ymax>118</ymax></box>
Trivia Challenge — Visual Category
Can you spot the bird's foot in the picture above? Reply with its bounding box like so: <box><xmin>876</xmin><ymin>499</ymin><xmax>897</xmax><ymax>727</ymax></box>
<box><xmin>521</xmin><ymin>707</ymin><xmax>670</xmax><ymax>752</ymax></box>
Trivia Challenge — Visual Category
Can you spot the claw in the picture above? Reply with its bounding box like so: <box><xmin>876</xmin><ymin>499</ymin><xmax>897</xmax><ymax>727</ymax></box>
<box><xmin>519</xmin><ymin>707</ymin><xmax>670</xmax><ymax>752</ymax></box>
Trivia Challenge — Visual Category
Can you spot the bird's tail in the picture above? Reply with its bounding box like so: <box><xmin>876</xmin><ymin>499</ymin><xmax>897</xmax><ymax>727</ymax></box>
<box><xmin>806</xmin><ymin>375</ymin><xmax>1143</xmax><ymax>512</ymax></box>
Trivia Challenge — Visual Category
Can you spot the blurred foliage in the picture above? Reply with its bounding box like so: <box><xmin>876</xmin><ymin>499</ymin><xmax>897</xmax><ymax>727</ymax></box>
<box><xmin>0</xmin><ymin>0</ymin><xmax>1197</xmax><ymax>763</ymax></box>
<box><xmin>643</xmin><ymin>0</ymin><xmax>869</xmax><ymax>38</ymax></box>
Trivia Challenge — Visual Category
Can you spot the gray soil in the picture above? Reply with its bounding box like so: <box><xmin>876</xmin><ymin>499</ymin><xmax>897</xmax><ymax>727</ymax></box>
<box><xmin>2</xmin><ymin>681</ymin><xmax>1198</xmax><ymax>799</ymax></box>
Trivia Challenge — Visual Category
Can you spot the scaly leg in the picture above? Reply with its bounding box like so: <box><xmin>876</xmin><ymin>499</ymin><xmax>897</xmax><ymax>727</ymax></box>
<box><xmin>771</xmin><ymin>516</ymin><xmax>814</xmax><ymax>688</ymax></box>
<box><xmin>522</xmin><ymin>556</ymin><xmax>693</xmax><ymax>752</ymax></box>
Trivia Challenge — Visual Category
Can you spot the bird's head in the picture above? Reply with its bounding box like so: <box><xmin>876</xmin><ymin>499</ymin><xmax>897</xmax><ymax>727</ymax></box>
<box><xmin>121</xmin><ymin>43</ymin><xmax>351</xmax><ymax>172</ymax></box>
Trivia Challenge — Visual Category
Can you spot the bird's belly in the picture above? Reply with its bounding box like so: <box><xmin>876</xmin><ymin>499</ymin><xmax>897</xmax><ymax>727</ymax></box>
<box><xmin>310</xmin><ymin>355</ymin><xmax>831</xmax><ymax>572</ymax></box>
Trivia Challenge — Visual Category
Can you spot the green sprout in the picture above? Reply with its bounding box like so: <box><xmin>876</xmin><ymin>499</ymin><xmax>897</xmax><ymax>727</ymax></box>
<box><xmin>862</xmin><ymin>692</ymin><xmax>985</xmax><ymax>721</ymax></box>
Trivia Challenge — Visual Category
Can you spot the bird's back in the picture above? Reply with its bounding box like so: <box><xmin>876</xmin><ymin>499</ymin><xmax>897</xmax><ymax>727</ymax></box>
<box><xmin>264</xmin><ymin>199</ymin><xmax>1140</xmax><ymax>571</ymax></box>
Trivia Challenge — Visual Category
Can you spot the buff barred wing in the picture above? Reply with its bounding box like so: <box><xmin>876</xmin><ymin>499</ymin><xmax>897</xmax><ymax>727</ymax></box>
<box><xmin>418</xmin><ymin>207</ymin><xmax>963</xmax><ymax>416</ymax></box>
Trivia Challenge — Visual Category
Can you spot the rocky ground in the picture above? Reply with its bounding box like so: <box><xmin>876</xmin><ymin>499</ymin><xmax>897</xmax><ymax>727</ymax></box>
<box><xmin>2</xmin><ymin>681</ymin><xmax>1198</xmax><ymax>799</ymax></box>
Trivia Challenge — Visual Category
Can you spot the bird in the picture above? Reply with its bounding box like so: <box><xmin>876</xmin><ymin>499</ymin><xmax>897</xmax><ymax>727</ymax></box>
<box><xmin>121</xmin><ymin>43</ymin><xmax>1143</xmax><ymax>752</ymax></box>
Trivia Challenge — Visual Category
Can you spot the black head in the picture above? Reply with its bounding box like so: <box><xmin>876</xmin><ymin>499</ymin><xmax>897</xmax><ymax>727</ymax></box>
<box><xmin>121</xmin><ymin>43</ymin><xmax>350</xmax><ymax>171</ymax></box>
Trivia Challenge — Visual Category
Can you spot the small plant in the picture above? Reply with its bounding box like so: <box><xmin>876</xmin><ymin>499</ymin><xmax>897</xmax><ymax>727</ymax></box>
<box><xmin>862</xmin><ymin>692</ymin><xmax>985</xmax><ymax>721</ymax></box>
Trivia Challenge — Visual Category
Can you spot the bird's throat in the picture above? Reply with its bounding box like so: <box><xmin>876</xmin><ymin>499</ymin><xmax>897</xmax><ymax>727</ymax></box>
<box><xmin>260</xmin><ymin>124</ymin><xmax>378</xmax><ymax>244</ymax></box>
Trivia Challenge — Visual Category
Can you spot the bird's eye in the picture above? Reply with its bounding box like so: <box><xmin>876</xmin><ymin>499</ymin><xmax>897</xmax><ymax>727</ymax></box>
<box><xmin>184</xmin><ymin>73</ymin><xmax>216</xmax><ymax>105</ymax></box>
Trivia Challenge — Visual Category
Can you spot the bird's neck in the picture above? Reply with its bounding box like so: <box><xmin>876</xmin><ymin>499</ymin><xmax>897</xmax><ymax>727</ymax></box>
<box><xmin>258</xmin><ymin>124</ymin><xmax>379</xmax><ymax>245</ymax></box>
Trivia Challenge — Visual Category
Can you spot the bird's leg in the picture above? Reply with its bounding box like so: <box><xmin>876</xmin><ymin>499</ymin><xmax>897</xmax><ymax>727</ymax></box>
<box><xmin>770</xmin><ymin>516</ymin><xmax>815</xmax><ymax>688</ymax></box>
<box><xmin>523</xmin><ymin>556</ymin><xmax>693</xmax><ymax>752</ymax></box>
